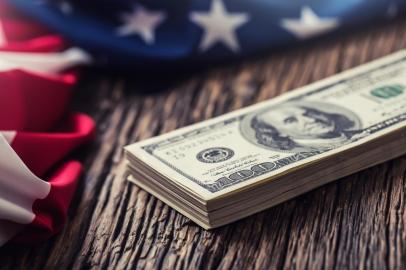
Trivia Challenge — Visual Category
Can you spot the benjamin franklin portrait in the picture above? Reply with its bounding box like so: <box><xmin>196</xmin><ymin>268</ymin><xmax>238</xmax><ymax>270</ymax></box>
<box><xmin>240</xmin><ymin>102</ymin><xmax>362</xmax><ymax>152</ymax></box>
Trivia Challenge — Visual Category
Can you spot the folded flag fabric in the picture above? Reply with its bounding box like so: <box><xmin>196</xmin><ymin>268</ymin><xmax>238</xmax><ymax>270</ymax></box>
<box><xmin>0</xmin><ymin>1</ymin><xmax>94</xmax><ymax>246</ymax></box>
<box><xmin>8</xmin><ymin>0</ymin><xmax>406</xmax><ymax>70</ymax></box>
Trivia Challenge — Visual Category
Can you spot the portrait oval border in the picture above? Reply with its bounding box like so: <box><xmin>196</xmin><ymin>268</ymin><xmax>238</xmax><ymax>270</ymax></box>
<box><xmin>239</xmin><ymin>101</ymin><xmax>363</xmax><ymax>153</ymax></box>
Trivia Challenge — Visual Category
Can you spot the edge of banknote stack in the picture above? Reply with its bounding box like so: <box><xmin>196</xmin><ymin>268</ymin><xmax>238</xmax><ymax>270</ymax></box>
<box><xmin>125</xmin><ymin>50</ymin><xmax>406</xmax><ymax>229</ymax></box>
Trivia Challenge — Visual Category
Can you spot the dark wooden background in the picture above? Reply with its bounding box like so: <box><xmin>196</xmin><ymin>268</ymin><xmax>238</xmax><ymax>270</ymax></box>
<box><xmin>1</xmin><ymin>18</ymin><xmax>406</xmax><ymax>270</ymax></box>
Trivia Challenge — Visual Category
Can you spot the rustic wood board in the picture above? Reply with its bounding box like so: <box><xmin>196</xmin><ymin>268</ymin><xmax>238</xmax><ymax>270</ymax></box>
<box><xmin>1</xmin><ymin>19</ymin><xmax>406</xmax><ymax>270</ymax></box>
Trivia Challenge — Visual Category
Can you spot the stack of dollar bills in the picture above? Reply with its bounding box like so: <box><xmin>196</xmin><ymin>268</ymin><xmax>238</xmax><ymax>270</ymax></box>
<box><xmin>125</xmin><ymin>50</ymin><xmax>406</xmax><ymax>229</ymax></box>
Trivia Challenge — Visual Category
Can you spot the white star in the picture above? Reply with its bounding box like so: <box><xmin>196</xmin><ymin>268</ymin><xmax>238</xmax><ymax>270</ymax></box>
<box><xmin>116</xmin><ymin>6</ymin><xmax>165</xmax><ymax>44</ymax></box>
<box><xmin>386</xmin><ymin>3</ymin><xmax>398</xmax><ymax>19</ymax></box>
<box><xmin>59</xmin><ymin>1</ymin><xmax>73</xmax><ymax>15</ymax></box>
<box><xmin>281</xmin><ymin>7</ymin><xmax>340</xmax><ymax>39</ymax></box>
<box><xmin>190</xmin><ymin>0</ymin><xmax>249</xmax><ymax>53</ymax></box>
<box><xmin>35</xmin><ymin>0</ymin><xmax>44</xmax><ymax>4</ymax></box>
<box><xmin>0</xmin><ymin>19</ymin><xmax>6</xmax><ymax>47</ymax></box>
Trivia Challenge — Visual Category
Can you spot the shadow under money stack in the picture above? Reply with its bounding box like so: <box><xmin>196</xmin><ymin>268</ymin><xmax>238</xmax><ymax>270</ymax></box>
<box><xmin>125</xmin><ymin>50</ymin><xmax>406</xmax><ymax>229</ymax></box>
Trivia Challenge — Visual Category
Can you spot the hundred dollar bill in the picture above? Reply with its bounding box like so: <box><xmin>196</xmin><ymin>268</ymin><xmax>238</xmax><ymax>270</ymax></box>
<box><xmin>125</xmin><ymin>50</ymin><xmax>406</xmax><ymax>201</ymax></box>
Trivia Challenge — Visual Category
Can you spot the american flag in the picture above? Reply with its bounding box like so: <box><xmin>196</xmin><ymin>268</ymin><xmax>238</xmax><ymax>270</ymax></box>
<box><xmin>0</xmin><ymin>0</ymin><xmax>404</xmax><ymax>245</ymax></box>
<box><xmin>10</xmin><ymin>0</ymin><xmax>406</xmax><ymax>69</ymax></box>
<box><xmin>0</xmin><ymin>1</ymin><xmax>94</xmax><ymax>245</ymax></box>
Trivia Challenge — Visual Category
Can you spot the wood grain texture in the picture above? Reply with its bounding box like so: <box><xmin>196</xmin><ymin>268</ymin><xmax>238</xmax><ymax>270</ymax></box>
<box><xmin>1</xmin><ymin>19</ymin><xmax>406</xmax><ymax>270</ymax></box>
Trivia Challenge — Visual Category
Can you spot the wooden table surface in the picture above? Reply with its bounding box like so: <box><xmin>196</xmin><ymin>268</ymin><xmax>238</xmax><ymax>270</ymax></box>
<box><xmin>1</xmin><ymin>18</ymin><xmax>406</xmax><ymax>270</ymax></box>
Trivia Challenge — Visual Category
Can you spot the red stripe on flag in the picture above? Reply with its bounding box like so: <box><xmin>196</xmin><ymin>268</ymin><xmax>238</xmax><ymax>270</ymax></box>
<box><xmin>10</xmin><ymin>113</ymin><xmax>95</xmax><ymax>180</ymax></box>
<box><xmin>0</xmin><ymin>70</ymin><xmax>75</xmax><ymax>131</ymax></box>
<box><xmin>12</xmin><ymin>161</ymin><xmax>82</xmax><ymax>243</ymax></box>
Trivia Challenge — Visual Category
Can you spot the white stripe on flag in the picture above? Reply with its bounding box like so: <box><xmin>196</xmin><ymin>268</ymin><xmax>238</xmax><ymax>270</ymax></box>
<box><xmin>0</xmin><ymin>47</ymin><xmax>91</xmax><ymax>75</ymax></box>
<box><xmin>0</xmin><ymin>131</ymin><xmax>16</xmax><ymax>144</ymax></box>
